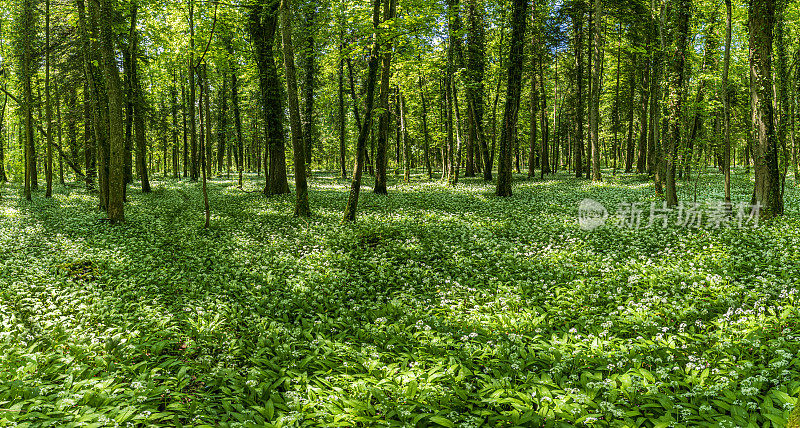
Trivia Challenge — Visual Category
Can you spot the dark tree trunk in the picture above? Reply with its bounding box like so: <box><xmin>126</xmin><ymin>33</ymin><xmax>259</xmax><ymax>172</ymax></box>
<box><xmin>572</xmin><ymin>6</ymin><xmax>584</xmax><ymax>178</ymax></box>
<box><xmin>374</xmin><ymin>0</ymin><xmax>397</xmax><ymax>194</ymax></box>
<box><xmin>250</xmin><ymin>0</ymin><xmax>289</xmax><ymax>195</ymax></box>
<box><xmin>97</xmin><ymin>0</ymin><xmax>125</xmax><ymax>221</ymax></box>
<box><xmin>281</xmin><ymin>0</ymin><xmax>311</xmax><ymax>217</ymax></box>
<box><xmin>496</xmin><ymin>0</ymin><xmax>528</xmax><ymax>197</ymax></box>
<box><xmin>664</xmin><ymin>0</ymin><xmax>690</xmax><ymax>207</ymax></box>
<box><xmin>589</xmin><ymin>0</ymin><xmax>602</xmax><ymax>182</ymax></box>
<box><xmin>749</xmin><ymin>0</ymin><xmax>783</xmax><ymax>217</ymax></box>
<box><xmin>466</xmin><ymin>0</ymin><xmax>489</xmax><ymax>181</ymax></box>
<box><xmin>129</xmin><ymin>2</ymin><xmax>151</xmax><ymax>193</ymax></box>
<box><xmin>723</xmin><ymin>0</ymin><xmax>731</xmax><ymax>202</ymax></box>
<box><xmin>343</xmin><ymin>0</ymin><xmax>382</xmax><ymax>222</ymax></box>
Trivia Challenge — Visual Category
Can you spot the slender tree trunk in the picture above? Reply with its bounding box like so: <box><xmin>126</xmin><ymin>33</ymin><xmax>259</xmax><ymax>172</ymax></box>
<box><xmin>374</xmin><ymin>0</ymin><xmax>397</xmax><ymax>194</ymax></box>
<box><xmin>130</xmin><ymin>2</ymin><xmax>151</xmax><ymax>193</ymax></box>
<box><xmin>776</xmin><ymin>0</ymin><xmax>789</xmax><ymax>200</ymax></box>
<box><xmin>19</xmin><ymin>0</ymin><xmax>36</xmax><ymax>200</ymax></box>
<box><xmin>198</xmin><ymin>64</ymin><xmax>211</xmax><ymax>228</ymax></box>
<box><xmin>188</xmin><ymin>0</ymin><xmax>198</xmax><ymax>181</ymax></box>
<box><xmin>232</xmin><ymin>67</ymin><xmax>244</xmax><ymax>188</ymax></box>
<box><xmin>723</xmin><ymin>0</ymin><xmax>732</xmax><ymax>202</ymax></box>
<box><xmin>343</xmin><ymin>0</ymin><xmax>382</xmax><ymax>222</ymax></box>
<box><xmin>400</xmin><ymin>91</ymin><xmax>411</xmax><ymax>182</ymax></box>
<box><xmin>528</xmin><ymin>50</ymin><xmax>538</xmax><ymax>178</ymax></box>
<box><xmin>573</xmin><ymin>7</ymin><xmax>584</xmax><ymax>178</ymax></box>
<box><xmin>664</xmin><ymin>0</ymin><xmax>690</xmax><ymax>207</ymax></box>
<box><xmin>281</xmin><ymin>0</ymin><xmax>311</xmax><ymax>217</ymax></box>
<box><xmin>496</xmin><ymin>0</ymin><xmax>528</xmax><ymax>197</ymax></box>
<box><xmin>45</xmin><ymin>0</ymin><xmax>53</xmax><ymax>197</ymax></box>
<box><xmin>612</xmin><ymin>22</ymin><xmax>621</xmax><ymax>176</ymax></box>
<box><xmin>589</xmin><ymin>0</ymin><xmax>602</xmax><ymax>181</ymax></box>
<box><xmin>540</xmin><ymin>57</ymin><xmax>550</xmax><ymax>177</ymax></box>
<box><xmin>420</xmin><ymin>75</ymin><xmax>433</xmax><ymax>179</ymax></box>
<box><xmin>301</xmin><ymin>3</ymin><xmax>317</xmax><ymax>168</ymax></box>
<box><xmin>636</xmin><ymin>56</ymin><xmax>649</xmax><ymax>173</ymax></box>
<box><xmin>338</xmin><ymin>45</ymin><xmax>347</xmax><ymax>179</ymax></box>
<box><xmin>625</xmin><ymin>57</ymin><xmax>636</xmax><ymax>173</ymax></box>
<box><xmin>217</xmin><ymin>73</ymin><xmax>228</xmax><ymax>175</ymax></box>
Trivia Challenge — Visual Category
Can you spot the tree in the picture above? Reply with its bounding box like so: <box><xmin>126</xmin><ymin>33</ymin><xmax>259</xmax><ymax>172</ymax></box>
<box><xmin>300</xmin><ymin>1</ymin><xmax>317</xmax><ymax>168</ymax></box>
<box><xmin>723</xmin><ymin>0</ymin><xmax>731</xmax><ymax>202</ymax></box>
<box><xmin>97</xmin><ymin>0</ymin><xmax>125</xmax><ymax>222</ymax></box>
<box><xmin>495</xmin><ymin>0</ymin><xmax>527</xmax><ymax>197</ymax></box>
<box><xmin>373</xmin><ymin>0</ymin><xmax>396</xmax><ymax>195</ymax></box>
<box><xmin>45</xmin><ymin>0</ymin><xmax>53</xmax><ymax>197</ymax></box>
<box><xmin>280</xmin><ymin>0</ymin><xmax>311</xmax><ymax>217</ymax></box>
<box><xmin>129</xmin><ymin>1</ymin><xmax>151</xmax><ymax>193</ymax></box>
<box><xmin>571</xmin><ymin>2</ymin><xmax>584</xmax><ymax>178</ymax></box>
<box><xmin>749</xmin><ymin>0</ymin><xmax>782</xmax><ymax>217</ymax></box>
<box><xmin>15</xmin><ymin>0</ymin><xmax>36</xmax><ymax>200</ymax></box>
<box><xmin>343</xmin><ymin>0</ymin><xmax>382</xmax><ymax>222</ymax></box>
<box><xmin>250</xmin><ymin>0</ymin><xmax>289</xmax><ymax>196</ymax></box>
<box><xmin>664</xmin><ymin>0</ymin><xmax>689</xmax><ymax>207</ymax></box>
<box><xmin>188</xmin><ymin>0</ymin><xmax>198</xmax><ymax>181</ymax></box>
<box><xmin>588</xmin><ymin>0</ymin><xmax>602</xmax><ymax>182</ymax></box>
<box><xmin>465</xmin><ymin>0</ymin><xmax>489</xmax><ymax>181</ymax></box>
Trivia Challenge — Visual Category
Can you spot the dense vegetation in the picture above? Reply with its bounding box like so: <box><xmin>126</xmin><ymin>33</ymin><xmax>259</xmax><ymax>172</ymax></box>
<box><xmin>1</xmin><ymin>0</ymin><xmax>800</xmax><ymax>425</ymax></box>
<box><xmin>0</xmin><ymin>173</ymin><xmax>799</xmax><ymax>426</ymax></box>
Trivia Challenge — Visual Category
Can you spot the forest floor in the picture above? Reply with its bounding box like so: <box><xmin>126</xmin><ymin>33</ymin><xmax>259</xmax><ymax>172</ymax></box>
<box><xmin>1</xmin><ymin>169</ymin><xmax>799</xmax><ymax>427</ymax></box>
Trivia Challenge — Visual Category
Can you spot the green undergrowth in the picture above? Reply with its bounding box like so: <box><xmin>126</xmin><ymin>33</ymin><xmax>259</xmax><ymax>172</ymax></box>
<box><xmin>0</xmin><ymin>169</ymin><xmax>799</xmax><ymax>427</ymax></box>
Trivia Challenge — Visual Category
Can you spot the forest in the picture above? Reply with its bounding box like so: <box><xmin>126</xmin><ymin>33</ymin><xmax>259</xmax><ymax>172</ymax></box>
<box><xmin>1</xmin><ymin>0</ymin><xmax>800</xmax><ymax>425</ymax></box>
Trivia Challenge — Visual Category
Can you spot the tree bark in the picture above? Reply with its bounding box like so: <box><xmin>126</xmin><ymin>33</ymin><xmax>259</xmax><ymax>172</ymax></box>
<box><xmin>343</xmin><ymin>0</ymin><xmax>382</xmax><ymax>222</ymax></box>
<box><xmin>496</xmin><ymin>0</ymin><xmax>528</xmax><ymax>197</ymax></box>
<box><xmin>97</xmin><ymin>0</ymin><xmax>125</xmax><ymax>222</ymax></box>
<box><xmin>45</xmin><ymin>0</ymin><xmax>53</xmax><ymax>197</ymax></box>
<box><xmin>373</xmin><ymin>0</ymin><xmax>397</xmax><ymax>194</ymax></box>
<box><xmin>281</xmin><ymin>0</ymin><xmax>311</xmax><ymax>217</ymax></box>
<box><xmin>749</xmin><ymin>0</ymin><xmax>783</xmax><ymax>217</ymax></box>
<box><xmin>249</xmin><ymin>0</ymin><xmax>289</xmax><ymax>196</ymax></box>
<box><xmin>130</xmin><ymin>1</ymin><xmax>151</xmax><ymax>193</ymax></box>
<box><xmin>589</xmin><ymin>0</ymin><xmax>602</xmax><ymax>182</ymax></box>
<box><xmin>723</xmin><ymin>0</ymin><xmax>732</xmax><ymax>202</ymax></box>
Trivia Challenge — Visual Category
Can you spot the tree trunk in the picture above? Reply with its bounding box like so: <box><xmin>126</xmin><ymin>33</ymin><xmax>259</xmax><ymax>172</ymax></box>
<box><xmin>589</xmin><ymin>0</ymin><xmax>602</xmax><ymax>182</ymax></box>
<box><xmin>664</xmin><ymin>0</ymin><xmax>690</xmax><ymax>207</ymax></box>
<box><xmin>466</xmin><ymin>0</ymin><xmax>489</xmax><ymax>181</ymax></box>
<box><xmin>300</xmin><ymin>2</ymin><xmax>317</xmax><ymax>167</ymax></box>
<box><xmin>723</xmin><ymin>0</ymin><xmax>732</xmax><ymax>202</ymax></box>
<box><xmin>217</xmin><ymin>73</ymin><xmax>228</xmax><ymax>175</ymax></box>
<box><xmin>281</xmin><ymin>0</ymin><xmax>311</xmax><ymax>217</ymax></box>
<box><xmin>343</xmin><ymin>0</ymin><xmax>382</xmax><ymax>222</ymax></box>
<box><xmin>573</xmin><ymin>7</ymin><xmax>584</xmax><ymax>178</ymax></box>
<box><xmin>45</xmin><ymin>0</ymin><xmax>53</xmax><ymax>197</ymax></box>
<box><xmin>749</xmin><ymin>0</ymin><xmax>783</xmax><ymax>217</ymax></box>
<box><xmin>18</xmin><ymin>0</ymin><xmax>36</xmax><ymax>199</ymax></box>
<box><xmin>198</xmin><ymin>64</ymin><xmax>211</xmax><ymax>228</ymax></box>
<box><xmin>97</xmin><ymin>0</ymin><xmax>125</xmax><ymax>222</ymax></box>
<box><xmin>420</xmin><ymin>75</ymin><xmax>433</xmax><ymax>179</ymax></box>
<box><xmin>338</xmin><ymin>42</ymin><xmax>347</xmax><ymax>179</ymax></box>
<box><xmin>188</xmin><ymin>0</ymin><xmax>199</xmax><ymax>181</ymax></box>
<box><xmin>374</xmin><ymin>0</ymin><xmax>397</xmax><ymax>195</ymax></box>
<box><xmin>249</xmin><ymin>0</ymin><xmax>289</xmax><ymax>196</ymax></box>
<box><xmin>496</xmin><ymin>0</ymin><xmax>528</xmax><ymax>197</ymax></box>
<box><xmin>130</xmin><ymin>2</ymin><xmax>151</xmax><ymax>193</ymax></box>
